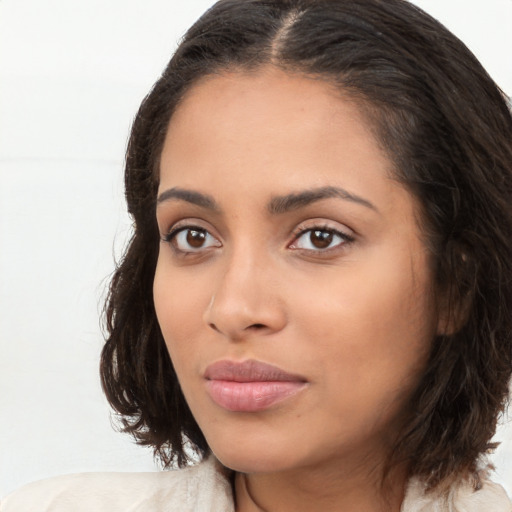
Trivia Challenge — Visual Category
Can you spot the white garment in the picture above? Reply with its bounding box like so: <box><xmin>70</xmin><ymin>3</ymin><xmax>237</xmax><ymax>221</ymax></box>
<box><xmin>1</xmin><ymin>456</ymin><xmax>511</xmax><ymax>511</ymax></box>
<box><xmin>403</xmin><ymin>476</ymin><xmax>512</xmax><ymax>512</ymax></box>
<box><xmin>0</xmin><ymin>458</ymin><xmax>234</xmax><ymax>512</ymax></box>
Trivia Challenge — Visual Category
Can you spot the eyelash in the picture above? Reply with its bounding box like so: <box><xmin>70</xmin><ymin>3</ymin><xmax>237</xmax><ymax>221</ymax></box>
<box><xmin>289</xmin><ymin>225</ymin><xmax>355</xmax><ymax>252</ymax></box>
<box><xmin>162</xmin><ymin>225</ymin><xmax>220</xmax><ymax>254</ymax></box>
<box><xmin>161</xmin><ymin>223</ymin><xmax>355</xmax><ymax>255</ymax></box>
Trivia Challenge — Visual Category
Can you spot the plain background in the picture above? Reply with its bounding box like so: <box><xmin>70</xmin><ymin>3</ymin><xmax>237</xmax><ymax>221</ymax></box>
<box><xmin>1</xmin><ymin>0</ymin><xmax>511</xmax><ymax>498</ymax></box>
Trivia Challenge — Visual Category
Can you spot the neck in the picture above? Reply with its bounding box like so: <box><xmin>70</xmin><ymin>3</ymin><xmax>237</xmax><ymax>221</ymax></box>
<box><xmin>234</xmin><ymin>456</ymin><xmax>407</xmax><ymax>512</ymax></box>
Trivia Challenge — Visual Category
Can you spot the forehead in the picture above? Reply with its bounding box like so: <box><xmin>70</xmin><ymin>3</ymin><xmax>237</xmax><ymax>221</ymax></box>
<box><xmin>158</xmin><ymin>67</ymin><xmax>420</xmax><ymax>222</ymax></box>
<box><xmin>162</xmin><ymin>68</ymin><xmax>390</xmax><ymax>175</ymax></box>
<box><xmin>171</xmin><ymin>67</ymin><xmax>351</xmax><ymax>125</ymax></box>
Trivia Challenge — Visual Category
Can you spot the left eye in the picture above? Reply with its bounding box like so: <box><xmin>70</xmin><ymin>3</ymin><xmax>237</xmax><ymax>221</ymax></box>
<box><xmin>166</xmin><ymin>227</ymin><xmax>221</xmax><ymax>252</ymax></box>
<box><xmin>291</xmin><ymin>228</ymin><xmax>350</xmax><ymax>251</ymax></box>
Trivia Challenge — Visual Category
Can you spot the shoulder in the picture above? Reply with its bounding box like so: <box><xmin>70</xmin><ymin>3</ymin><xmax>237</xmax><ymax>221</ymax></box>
<box><xmin>0</xmin><ymin>456</ymin><xmax>234</xmax><ymax>512</ymax></box>
<box><xmin>403</xmin><ymin>473</ymin><xmax>512</xmax><ymax>512</ymax></box>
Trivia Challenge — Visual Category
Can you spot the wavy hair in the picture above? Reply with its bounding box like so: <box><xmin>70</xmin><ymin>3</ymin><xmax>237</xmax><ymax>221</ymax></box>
<box><xmin>100</xmin><ymin>0</ymin><xmax>512</xmax><ymax>488</ymax></box>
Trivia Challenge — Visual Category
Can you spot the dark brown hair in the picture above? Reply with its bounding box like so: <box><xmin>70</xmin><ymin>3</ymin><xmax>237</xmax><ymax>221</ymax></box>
<box><xmin>100</xmin><ymin>0</ymin><xmax>512</xmax><ymax>488</ymax></box>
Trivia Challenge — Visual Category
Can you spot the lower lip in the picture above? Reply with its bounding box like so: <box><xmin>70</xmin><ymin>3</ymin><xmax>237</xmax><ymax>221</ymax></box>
<box><xmin>205</xmin><ymin>380</ymin><xmax>306</xmax><ymax>412</ymax></box>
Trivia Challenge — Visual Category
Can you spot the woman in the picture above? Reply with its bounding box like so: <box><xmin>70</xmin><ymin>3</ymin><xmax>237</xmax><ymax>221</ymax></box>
<box><xmin>2</xmin><ymin>0</ymin><xmax>512</xmax><ymax>510</ymax></box>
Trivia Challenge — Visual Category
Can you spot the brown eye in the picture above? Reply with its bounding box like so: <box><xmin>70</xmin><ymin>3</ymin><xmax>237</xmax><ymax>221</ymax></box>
<box><xmin>187</xmin><ymin>229</ymin><xmax>207</xmax><ymax>248</ymax></box>
<box><xmin>310</xmin><ymin>230</ymin><xmax>333</xmax><ymax>249</ymax></box>
<box><xmin>166</xmin><ymin>226</ymin><xmax>221</xmax><ymax>253</ymax></box>
<box><xmin>290</xmin><ymin>226</ymin><xmax>352</xmax><ymax>252</ymax></box>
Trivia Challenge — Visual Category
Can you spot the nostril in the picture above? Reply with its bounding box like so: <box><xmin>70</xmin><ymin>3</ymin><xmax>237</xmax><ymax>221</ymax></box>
<box><xmin>247</xmin><ymin>323</ymin><xmax>266</xmax><ymax>330</ymax></box>
<box><xmin>207</xmin><ymin>321</ymin><xmax>266</xmax><ymax>337</ymax></box>
<box><xmin>209</xmin><ymin>323</ymin><xmax>221</xmax><ymax>333</ymax></box>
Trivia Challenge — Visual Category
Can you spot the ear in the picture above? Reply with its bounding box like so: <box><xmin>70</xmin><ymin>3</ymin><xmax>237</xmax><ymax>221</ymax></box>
<box><xmin>435</xmin><ymin>278</ymin><xmax>472</xmax><ymax>337</ymax></box>
<box><xmin>436</xmin><ymin>296</ymin><xmax>467</xmax><ymax>336</ymax></box>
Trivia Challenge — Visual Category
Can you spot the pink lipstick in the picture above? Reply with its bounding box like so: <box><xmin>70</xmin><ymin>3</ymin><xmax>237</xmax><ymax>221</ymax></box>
<box><xmin>204</xmin><ymin>360</ymin><xmax>307</xmax><ymax>412</ymax></box>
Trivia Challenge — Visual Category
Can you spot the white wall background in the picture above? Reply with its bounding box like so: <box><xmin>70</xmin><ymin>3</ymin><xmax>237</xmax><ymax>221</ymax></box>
<box><xmin>1</xmin><ymin>0</ymin><xmax>511</xmax><ymax>498</ymax></box>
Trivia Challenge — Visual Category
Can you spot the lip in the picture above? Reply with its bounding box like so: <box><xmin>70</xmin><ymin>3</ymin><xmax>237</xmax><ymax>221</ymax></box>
<box><xmin>204</xmin><ymin>360</ymin><xmax>307</xmax><ymax>412</ymax></box>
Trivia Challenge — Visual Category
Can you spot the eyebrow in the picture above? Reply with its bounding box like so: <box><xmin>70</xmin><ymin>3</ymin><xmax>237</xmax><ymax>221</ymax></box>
<box><xmin>156</xmin><ymin>185</ymin><xmax>377</xmax><ymax>215</ymax></box>
<box><xmin>157</xmin><ymin>187</ymin><xmax>220</xmax><ymax>211</ymax></box>
<box><xmin>268</xmin><ymin>186</ymin><xmax>378</xmax><ymax>214</ymax></box>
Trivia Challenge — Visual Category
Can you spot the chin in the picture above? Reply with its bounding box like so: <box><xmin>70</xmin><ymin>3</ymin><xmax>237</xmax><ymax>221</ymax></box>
<box><xmin>208</xmin><ymin>438</ymin><xmax>297</xmax><ymax>474</ymax></box>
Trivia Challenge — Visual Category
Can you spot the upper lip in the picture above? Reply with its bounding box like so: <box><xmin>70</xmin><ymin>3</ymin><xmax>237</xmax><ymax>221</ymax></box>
<box><xmin>204</xmin><ymin>359</ymin><xmax>306</xmax><ymax>383</ymax></box>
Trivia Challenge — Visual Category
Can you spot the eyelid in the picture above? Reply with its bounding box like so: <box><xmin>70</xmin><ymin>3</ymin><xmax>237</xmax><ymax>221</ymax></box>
<box><xmin>161</xmin><ymin>221</ymin><xmax>222</xmax><ymax>254</ymax></box>
<box><xmin>160</xmin><ymin>217</ymin><xmax>216</xmax><ymax>240</ymax></box>
<box><xmin>288</xmin><ymin>221</ymin><xmax>355</xmax><ymax>252</ymax></box>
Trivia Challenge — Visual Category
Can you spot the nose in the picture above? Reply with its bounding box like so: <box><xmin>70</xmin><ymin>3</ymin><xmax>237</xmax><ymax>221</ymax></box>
<box><xmin>203</xmin><ymin>248</ymin><xmax>287</xmax><ymax>341</ymax></box>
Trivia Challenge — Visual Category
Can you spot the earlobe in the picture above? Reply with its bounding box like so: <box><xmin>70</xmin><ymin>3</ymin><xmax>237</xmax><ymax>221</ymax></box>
<box><xmin>435</xmin><ymin>247</ymin><xmax>474</xmax><ymax>337</ymax></box>
<box><xmin>436</xmin><ymin>287</ymin><xmax>471</xmax><ymax>337</ymax></box>
<box><xmin>436</xmin><ymin>306</ymin><xmax>457</xmax><ymax>337</ymax></box>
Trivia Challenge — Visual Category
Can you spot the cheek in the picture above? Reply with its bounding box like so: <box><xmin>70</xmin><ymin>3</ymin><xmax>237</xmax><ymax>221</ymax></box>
<box><xmin>153</xmin><ymin>261</ymin><xmax>210</xmax><ymax>362</ymax></box>
<box><xmin>291</xmin><ymin>251</ymin><xmax>435</xmax><ymax>397</ymax></box>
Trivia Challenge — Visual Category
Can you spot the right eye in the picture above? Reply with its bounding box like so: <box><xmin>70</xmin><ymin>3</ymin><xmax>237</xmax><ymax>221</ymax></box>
<box><xmin>163</xmin><ymin>226</ymin><xmax>222</xmax><ymax>253</ymax></box>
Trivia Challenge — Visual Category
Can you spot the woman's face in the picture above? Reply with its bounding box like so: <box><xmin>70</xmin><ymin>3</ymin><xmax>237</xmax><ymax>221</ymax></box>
<box><xmin>154</xmin><ymin>68</ymin><xmax>440</xmax><ymax>475</ymax></box>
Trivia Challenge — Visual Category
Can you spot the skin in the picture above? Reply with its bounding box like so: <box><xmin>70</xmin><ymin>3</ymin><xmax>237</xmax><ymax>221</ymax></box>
<box><xmin>153</xmin><ymin>67</ymin><xmax>442</xmax><ymax>512</ymax></box>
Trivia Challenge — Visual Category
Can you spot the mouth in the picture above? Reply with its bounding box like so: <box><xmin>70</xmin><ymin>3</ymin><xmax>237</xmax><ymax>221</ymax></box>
<box><xmin>204</xmin><ymin>359</ymin><xmax>307</xmax><ymax>412</ymax></box>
